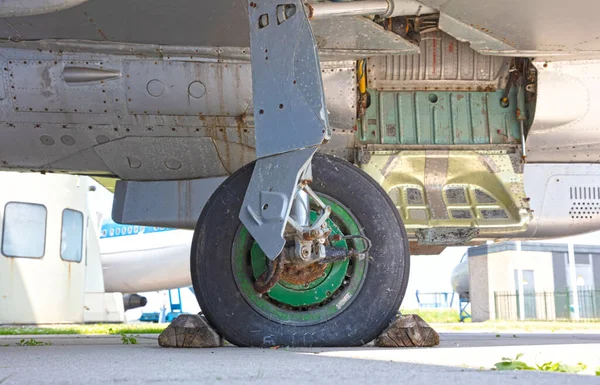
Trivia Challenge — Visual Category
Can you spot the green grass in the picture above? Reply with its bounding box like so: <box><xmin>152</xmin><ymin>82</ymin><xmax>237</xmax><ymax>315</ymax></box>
<box><xmin>494</xmin><ymin>353</ymin><xmax>595</xmax><ymax>375</ymax></box>
<box><xmin>401</xmin><ymin>308</ymin><xmax>463</xmax><ymax>323</ymax></box>
<box><xmin>16</xmin><ymin>338</ymin><xmax>52</xmax><ymax>346</ymax></box>
<box><xmin>120</xmin><ymin>334</ymin><xmax>138</xmax><ymax>344</ymax></box>
<box><xmin>433</xmin><ymin>320</ymin><xmax>600</xmax><ymax>332</ymax></box>
<box><xmin>401</xmin><ymin>308</ymin><xmax>600</xmax><ymax>331</ymax></box>
<box><xmin>0</xmin><ymin>323</ymin><xmax>168</xmax><ymax>336</ymax></box>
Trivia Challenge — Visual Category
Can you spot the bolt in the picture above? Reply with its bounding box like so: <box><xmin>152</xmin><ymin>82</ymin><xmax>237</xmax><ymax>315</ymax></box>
<box><xmin>301</xmin><ymin>248</ymin><xmax>310</xmax><ymax>258</ymax></box>
<box><xmin>310</xmin><ymin>229</ymin><xmax>319</xmax><ymax>238</ymax></box>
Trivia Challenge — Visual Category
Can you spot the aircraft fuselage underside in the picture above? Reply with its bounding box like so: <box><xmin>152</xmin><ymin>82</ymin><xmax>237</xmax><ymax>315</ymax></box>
<box><xmin>1</xmin><ymin>1</ymin><xmax>600</xmax><ymax>248</ymax></box>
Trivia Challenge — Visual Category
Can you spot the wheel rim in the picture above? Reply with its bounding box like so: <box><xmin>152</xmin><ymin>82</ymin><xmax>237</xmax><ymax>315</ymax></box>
<box><xmin>231</xmin><ymin>195</ymin><xmax>369</xmax><ymax>326</ymax></box>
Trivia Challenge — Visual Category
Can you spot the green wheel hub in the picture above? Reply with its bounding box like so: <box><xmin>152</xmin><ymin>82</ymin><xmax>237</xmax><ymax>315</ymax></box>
<box><xmin>249</xmin><ymin>211</ymin><xmax>348</xmax><ymax>307</ymax></box>
<box><xmin>232</xmin><ymin>195</ymin><xmax>368</xmax><ymax>325</ymax></box>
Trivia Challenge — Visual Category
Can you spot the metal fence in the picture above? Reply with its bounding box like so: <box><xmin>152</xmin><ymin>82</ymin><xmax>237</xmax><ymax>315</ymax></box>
<box><xmin>494</xmin><ymin>289</ymin><xmax>600</xmax><ymax>321</ymax></box>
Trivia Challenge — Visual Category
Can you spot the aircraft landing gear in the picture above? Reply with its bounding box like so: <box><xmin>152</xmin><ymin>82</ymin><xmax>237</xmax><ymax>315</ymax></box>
<box><xmin>190</xmin><ymin>0</ymin><xmax>410</xmax><ymax>347</ymax></box>
<box><xmin>191</xmin><ymin>154</ymin><xmax>410</xmax><ymax>347</ymax></box>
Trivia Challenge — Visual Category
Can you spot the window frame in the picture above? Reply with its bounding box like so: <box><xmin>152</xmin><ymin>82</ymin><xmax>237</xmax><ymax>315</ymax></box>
<box><xmin>60</xmin><ymin>208</ymin><xmax>84</xmax><ymax>263</ymax></box>
<box><xmin>1</xmin><ymin>201</ymin><xmax>48</xmax><ymax>259</ymax></box>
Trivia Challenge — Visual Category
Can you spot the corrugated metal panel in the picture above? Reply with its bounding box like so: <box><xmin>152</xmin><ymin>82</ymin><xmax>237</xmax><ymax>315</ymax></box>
<box><xmin>369</xmin><ymin>31</ymin><xmax>508</xmax><ymax>90</ymax></box>
<box><xmin>360</xmin><ymin>88</ymin><xmax>521</xmax><ymax>145</ymax></box>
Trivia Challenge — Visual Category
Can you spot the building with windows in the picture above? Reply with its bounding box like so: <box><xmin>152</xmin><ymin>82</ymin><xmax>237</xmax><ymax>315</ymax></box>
<box><xmin>466</xmin><ymin>242</ymin><xmax>600</xmax><ymax>322</ymax></box>
<box><xmin>0</xmin><ymin>172</ymin><xmax>124</xmax><ymax>324</ymax></box>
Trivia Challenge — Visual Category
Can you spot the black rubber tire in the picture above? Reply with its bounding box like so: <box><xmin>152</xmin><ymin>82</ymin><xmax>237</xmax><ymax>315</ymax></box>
<box><xmin>191</xmin><ymin>153</ymin><xmax>410</xmax><ymax>347</ymax></box>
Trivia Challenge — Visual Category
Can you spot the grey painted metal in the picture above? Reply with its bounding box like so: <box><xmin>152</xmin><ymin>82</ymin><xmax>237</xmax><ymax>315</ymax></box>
<box><xmin>0</xmin><ymin>0</ymin><xmax>251</xmax><ymax>48</ymax></box>
<box><xmin>240</xmin><ymin>0</ymin><xmax>330</xmax><ymax>259</ymax></box>
<box><xmin>62</xmin><ymin>66</ymin><xmax>121</xmax><ymax>83</ymax></box>
<box><xmin>0</xmin><ymin>0</ymin><xmax>87</xmax><ymax>17</ymax></box>
<box><xmin>305</xmin><ymin>1</ymin><xmax>388</xmax><ymax>19</ymax></box>
<box><xmin>438</xmin><ymin>14</ymin><xmax>514</xmax><ymax>53</ymax></box>
<box><xmin>112</xmin><ymin>177</ymin><xmax>226</xmax><ymax>229</ymax></box>
<box><xmin>248</xmin><ymin>0</ymin><xmax>329</xmax><ymax>158</ymax></box>
<box><xmin>123</xmin><ymin>60</ymin><xmax>252</xmax><ymax>117</ymax></box>
<box><xmin>94</xmin><ymin>137</ymin><xmax>229</xmax><ymax>180</ymax></box>
<box><xmin>311</xmin><ymin>16</ymin><xmax>418</xmax><ymax>55</ymax></box>
<box><xmin>240</xmin><ymin>148</ymin><xmax>317</xmax><ymax>259</ymax></box>
<box><xmin>0</xmin><ymin>48</ymin><xmax>356</xmax><ymax>178</ymax></box>
<box><xmin>7</xmin><ymin>58</ymin><xmax>117</xmax><ymax>114</ymax></box>
<box><xmin>420</xmin><ymin>0</ymin><xmax>600</xmax><ymax>58</ymax></box>
<box><xmin>3</xmin><ymin>0</ymin><xmax>600</xmax><ymax>58</ymax></box>
<box><xmin>383</xmin><ymin>0</ymin><xmax>436</xmax><ymax>17</ymax></box>
<box><xmin>0</xmin><ymin>0</ymin><xmax>416</xmax><ymax>60</ymax></box>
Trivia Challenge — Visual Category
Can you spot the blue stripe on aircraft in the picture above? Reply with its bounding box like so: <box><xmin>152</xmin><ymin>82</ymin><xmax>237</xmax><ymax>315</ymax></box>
<box><xmin>100</xmin><ymin>221</ymin><xmax>176</xmax><ymax>239</ymax></box>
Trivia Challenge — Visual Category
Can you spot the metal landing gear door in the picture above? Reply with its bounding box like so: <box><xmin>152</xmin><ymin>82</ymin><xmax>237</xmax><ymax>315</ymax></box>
<box><xmin>240</xmin><ymin>0</ymin><xmax>330</xmax><ymax>259</ymax></box>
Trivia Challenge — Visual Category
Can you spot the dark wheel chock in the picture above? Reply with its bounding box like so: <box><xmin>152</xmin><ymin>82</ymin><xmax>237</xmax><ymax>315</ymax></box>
<box><xmin>158</xmin><ymin>313</ymin><xmax>223</xmax><ymax>348</ymax></box>
<box><xmin>375</xmin><ymin>314</ymin><xmax>440</xmax><ymax>348</ymax></box>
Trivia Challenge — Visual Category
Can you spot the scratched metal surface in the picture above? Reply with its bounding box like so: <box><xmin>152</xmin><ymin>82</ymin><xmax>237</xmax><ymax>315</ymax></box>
<box><xmin>0</xmin><ymin>0</ymin><xmax>416</xmax><ymax>59</ymax></box>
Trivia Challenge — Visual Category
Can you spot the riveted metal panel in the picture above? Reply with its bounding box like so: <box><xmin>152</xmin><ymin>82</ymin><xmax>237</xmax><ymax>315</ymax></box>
<box><xmin>369</xmin><ymin>31</ymin><xmax>508</xmax><ymax>91</ymax></box>
<box><xmin>7</xmin><ymin>59</ymin><xmax>115</xmax><ymax>114</ymax></box>
<box><xmin>361</xmin><ymin>150</ymin><xmax>531</xmax><ymax>236</ymax></box>
<box><xmin>93</xmin><ymin>137</ymin><xmax>228</xmax><ymax>180</ymax></box>
<box><xmin>124</xmin><ymin>60</ymin><xmax>252</xmax><ymax>116</ymax></box>
<box><xmin>360</xmin><ymin>88</ymin><xmax>521</xmax><ymax>145</ymax></box>
<box><xmin>320</xmin><ymin>62</ymin><xmax>357</xmax><ymax>129</ymax></box>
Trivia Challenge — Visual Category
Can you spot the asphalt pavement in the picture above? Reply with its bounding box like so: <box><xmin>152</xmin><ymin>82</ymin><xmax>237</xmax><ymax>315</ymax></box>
<box><xmin>0</xmin><ymin>332</ymin><xmax>599</xmax><ymax>384</ymax></box>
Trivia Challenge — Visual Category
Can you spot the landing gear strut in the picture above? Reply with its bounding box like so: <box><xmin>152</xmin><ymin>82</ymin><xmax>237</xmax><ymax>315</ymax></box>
<box><xmin>252</xmin><ymin>178</ymin><xmax>373</xmax><ymax>294</ymax></box>
<box><xmin>190</xmin><ymin>0</ymin><xmax>410</xmax><ymax>347</ymax></box>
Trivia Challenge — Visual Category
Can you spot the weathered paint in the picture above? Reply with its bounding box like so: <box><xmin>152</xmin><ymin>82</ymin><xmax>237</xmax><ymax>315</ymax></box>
<box><xmin>232</xmin><ymin>196</ymin><xmax>367</xmax><ymax>323</ymax></box>
<box><xmin>249</xmin><ymin>211</ymin><xmax>349</xmax><ymax>307</ymax></box>
<box><xmin>361</xmin><ymin>150</ymin><xmax>531</xmax><ymax>237</ymax></box>
<box><xmin>360</xmin><ymin>89</ymin><xmax>523</xmax><ymax>146</ymax></box>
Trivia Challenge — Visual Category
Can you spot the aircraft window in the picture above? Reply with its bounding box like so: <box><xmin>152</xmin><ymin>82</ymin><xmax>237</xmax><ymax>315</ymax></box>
<box><xmin>134</xmin><ymin>226</ymin><xmax>139</xmax><ymax>233</ymax></box>
<box><xmin>61</xmin><ymin>209</ymin><xmax>84</xmax><ymax>263</ymax></box>
<box><xmin>116</xmin><ymin>227</ymin><xmax>121</xmax><ymax>236</ymax></box>
<box><xmin>109</xmin><ymin>228</ymin><xmax>114</xmax><ymax>236</ymax></box>
<box><xmin>127</xmin><ymin>226</ymin><xmax>133</xmax><ymax>234</ymax></box>
<box><xmin>1</xmin><ymin>202</ymin><xmax>47</xmax><ymax>258</ymax></box>
<box><xmin>102</xmin><ymin>229</ymin><xmax>107</xmax><ymax>237</ymax></box>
